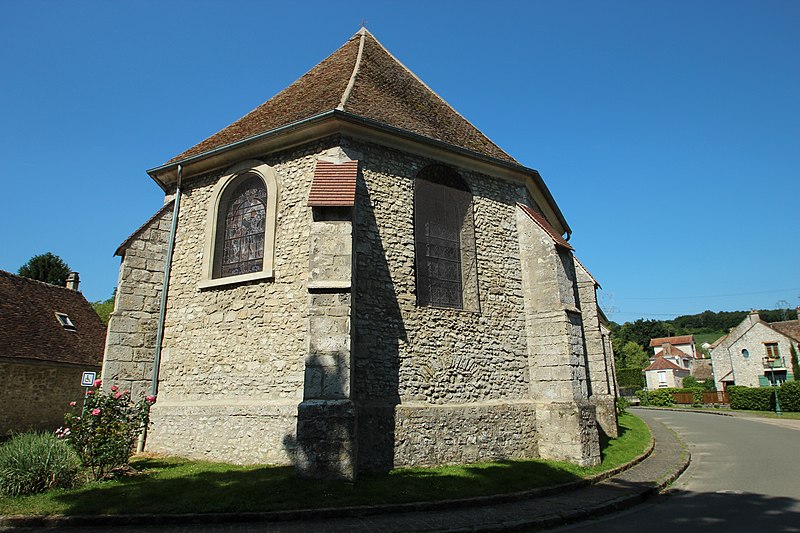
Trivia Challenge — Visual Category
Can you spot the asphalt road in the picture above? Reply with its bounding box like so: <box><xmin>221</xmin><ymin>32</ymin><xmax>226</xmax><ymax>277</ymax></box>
<box><xmin>552</xmin><ymin>409</ymin><xmax>800</xmax><ymax>532</ymax></box>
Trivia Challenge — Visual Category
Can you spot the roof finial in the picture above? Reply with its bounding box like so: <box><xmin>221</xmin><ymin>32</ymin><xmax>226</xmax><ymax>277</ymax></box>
<box><xmin>361</xmin><ymin>18</ymin><xmax>368</xmax><ymax>29</ymax></box>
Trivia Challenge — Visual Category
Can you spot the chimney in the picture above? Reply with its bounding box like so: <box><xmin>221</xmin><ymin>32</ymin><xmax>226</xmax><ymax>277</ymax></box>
<box><xmin>748</xmin><ymin>309</ymin><xmax>760</xmax><ymax>325</ymax></box>
<box><xmin>66</xmin><ymin>272</ymin><xmax>80</xmax><ymax>291</ymax></box>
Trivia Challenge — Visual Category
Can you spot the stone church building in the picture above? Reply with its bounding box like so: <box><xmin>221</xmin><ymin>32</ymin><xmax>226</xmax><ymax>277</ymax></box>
<box><xmin>102</xmin><ymin>29</ymin><xmax>617</xmax><ymax>480</ymax></box>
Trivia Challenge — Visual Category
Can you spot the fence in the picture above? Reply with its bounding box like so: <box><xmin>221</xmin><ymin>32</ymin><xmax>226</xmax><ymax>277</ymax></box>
<box><xmin>670</xmin><ymin>391</ymin><xmax>730</xmax><ymax>405</ymax></box>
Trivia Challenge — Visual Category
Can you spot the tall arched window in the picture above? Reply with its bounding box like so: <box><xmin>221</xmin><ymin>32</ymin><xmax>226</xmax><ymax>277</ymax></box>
<box><xmin>219</xmin><ymin>175</ymin><xmax>266</xmax><ymax>277</ymax></box>
<box><xmin>200</xmin><ymin>160</ymin><xmax>278</xmax><ymax>289</ymax></box>
<box><xmin>414</xmin><ymin>165</ymin><xmax>479</xmax><ymax>311</ymax></box>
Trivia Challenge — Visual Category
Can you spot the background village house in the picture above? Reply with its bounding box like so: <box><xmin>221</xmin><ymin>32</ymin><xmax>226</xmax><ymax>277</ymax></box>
<box><xmin>710</xmin><ymin>310</ymin><xmax>799</xmax><ymax>390</ymax></box>
<box><xmin>0</xmin><ymin>271</ymin><xmax>106</xmax><ymax>436</ymax></box>
<box><xmin>102</xmin><ymin>29</ymin><xmax>617</xmax><ymax>480</ymax></box>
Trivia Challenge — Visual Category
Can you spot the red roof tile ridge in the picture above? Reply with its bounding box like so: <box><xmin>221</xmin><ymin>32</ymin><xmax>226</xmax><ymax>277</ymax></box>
<box><xmin>357</xmin><ymin>30</ymin><xmax>518</xmax><ymax>164</ymax></box>
<box><xmin>645</xmin><ymin>356</ymin><xmax>685</xmax><ymax>372</ymax></box>
<box><xmin>573</xmin><ymin>255</ymin><xmax>599</xmax><ymax>287</ymax></box>
<box><xmin>516</xmin><ymin>203</ymin><xmax>574</xmax><ymax>251</ymax></box>
<box><xmin>648</xmin><ymin>335</ymin><xmax>694</xmax><ymax>347</ymax></box>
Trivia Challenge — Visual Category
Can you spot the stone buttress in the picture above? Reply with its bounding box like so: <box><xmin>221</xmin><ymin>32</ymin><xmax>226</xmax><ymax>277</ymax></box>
<box><xmin>516</xmin><ymin>204</ymin><xmax>601</xmax><ymax>467</ymax></box>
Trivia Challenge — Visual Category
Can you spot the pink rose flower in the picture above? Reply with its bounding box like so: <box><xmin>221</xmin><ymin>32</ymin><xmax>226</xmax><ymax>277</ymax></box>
<box><xmin>69</xmin><ymin>401</ymin><xmax>77</xmax><ymax>407</ymax></box>
<box><xmin>146</xmin><ymin>395</ymin><xmax>156</xmax><ymax>404</ymax></box>
<box><xmin>111</xmin><ymin>385</ymin><xmax>118</xmax><ymax>392</ymax></box>
<box><xmin>115</xmin><ymin>392</ymin><xmax>123</xmax><ymax>399</ymax></box>
<box><xmin>91</xmin><ymin>408</ymin><xmax>101</xmax><ymax>416</ymax></box>
<box><xmin>93</xmin><ymin>378</ymin><xmax>102</xmax><ymax>387</ymax></box>
<box><xmin>123</xmin><ymin>390</ymin><xmax>130</xmax><ymax>395</ymax></box>
<box><xmin>86</xmin><ymin>390</ymin><xmax>94</xmax><ymax>395</ymax></box>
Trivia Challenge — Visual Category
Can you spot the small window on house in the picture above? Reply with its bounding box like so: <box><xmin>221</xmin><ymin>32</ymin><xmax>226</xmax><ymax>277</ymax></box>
<box><xmin>55</xmin><ymin>312</ymin><xmax>76</xmax><ymax>331</ymax></box>
<box><xmin>741</xmin><ymin>348</ymin><xmax>749</xmax><ymax>358</ymax></box>
<box><xmin>414</xmin><ymin>164</ymin><xmax>479</xmax><ymax>311</ymax></box>
<box><xmin>200</xmin><ymin>160</ymin><xmax>278</xmax><ymax>289</ymax></box>
<box><xmin>765</xmin><ymin>343</ymin><xmax>780</xmax><ymax>358</ymax></box>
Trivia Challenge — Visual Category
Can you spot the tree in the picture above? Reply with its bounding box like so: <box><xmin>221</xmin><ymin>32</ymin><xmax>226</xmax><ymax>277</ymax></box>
<box><xmin>18</xmin><ymin>252</ymin><xmax>71</xmax><ymax>286</ymax></box>
<box><xmin>619</xmin><ymin>341</ymin><xmax>650</xmax><ymax>369</ymax></box>
<box><xmin>91</xmin><ymin>291</ymin><xmax>116</xmax><ymax>325</ymax></box>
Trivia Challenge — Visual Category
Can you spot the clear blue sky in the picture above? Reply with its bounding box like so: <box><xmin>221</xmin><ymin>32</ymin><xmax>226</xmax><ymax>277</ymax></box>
<box><xmin>1</xmin><ymin>1</ymin><xmax>798</xmax><ymax>323</ymax></box>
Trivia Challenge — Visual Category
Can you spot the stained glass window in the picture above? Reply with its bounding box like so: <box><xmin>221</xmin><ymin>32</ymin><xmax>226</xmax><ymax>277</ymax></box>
<box><xmin>219</xmin><ymin>175</ymin><xmax>266</xmax><ymax>278</ymax></box>
<box><xmin>414</xmin><ymin>165</ymin><xmax>475</xmax><ymax>309</ymax></box>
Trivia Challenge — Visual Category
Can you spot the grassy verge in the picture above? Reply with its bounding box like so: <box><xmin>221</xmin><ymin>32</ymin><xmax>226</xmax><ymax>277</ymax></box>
<box><xmin>0</xmin><ymin>413</ymin><xmax>649</xmax><ymax>516</ymax></box>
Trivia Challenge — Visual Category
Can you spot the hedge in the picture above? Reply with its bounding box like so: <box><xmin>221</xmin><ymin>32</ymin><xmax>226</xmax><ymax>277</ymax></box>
<box><xmin>617</xmin><ymin>367</ymin><xmax>645</xmax><ymax>389</ymax></box>
<box><xmin>636</xmin><ymin>388</ymin><xmax>674</xmax><ymax>407</ymax></box>
<box><xmin>729</xmin><ymin>386</ymin><xmax>776</xmax><ymax>411</ymax></box>
<box><xmin>777</xmin><ymin>381</ymin><xmax>800</xmax><ymax>412</ymax></box>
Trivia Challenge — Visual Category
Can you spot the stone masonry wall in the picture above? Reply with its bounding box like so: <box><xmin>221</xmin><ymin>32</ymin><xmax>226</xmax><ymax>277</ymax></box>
<box><xmin>1</xmin><ymin>362</ymin><xmax>98</xmax><ymax>435</ymax></box>
<box><xmin>146</xmin><ymin>139</ymin><xmax>339</xmax><ymax>464</ymax></box>
<box><xmin>348</xmin><ymin>137</ymin><xmax>538</xmax><ymax>470</ymax></box>
<box><xmin>102</xmin><ymin>205</ymin><xmax>173</xmax><ymax>399</ymax></box>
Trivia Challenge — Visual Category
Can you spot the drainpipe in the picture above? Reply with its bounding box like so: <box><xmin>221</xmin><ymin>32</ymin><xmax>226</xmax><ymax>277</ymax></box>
<box><xmin>138</xmin><ymin>164</ymin><xmax>182</xmax><ymax>452</ymax></box>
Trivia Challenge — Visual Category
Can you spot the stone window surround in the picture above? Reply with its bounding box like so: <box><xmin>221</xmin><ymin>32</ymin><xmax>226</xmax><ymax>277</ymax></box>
<box><xmin>199</xmin><ymin>160</ymin><xmax>278</xmax><ymax>290</ymax></box>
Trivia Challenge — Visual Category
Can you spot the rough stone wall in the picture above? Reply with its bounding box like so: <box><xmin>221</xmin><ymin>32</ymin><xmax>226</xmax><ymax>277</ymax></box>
<box><xmin>575</xmin><ymin>265</ymin><xmax>618</xmax><ymax>437</ymax></box>
<box><xmin>1</xmin><ymin>362</ymin><xmax>98</xmax><ymax>435</ymax></box>
<box><xmin>517</xmin><ymin>208</ymin><xmax>600</xmax><ymax>466</ymax></box>
<box><xmin>712</xmin><ymin>319</ymin><xmax>797</xmax><ymax>388</ymax></box>
<box><xmin>146</xmin><ymin>139</ymin><xmax>339</xmax><ymax>464</ymax></box>
<box><xmin>349</xmin><ymin>138</ymin><xmax>537</xmax><ymax>471</ymax></box>
<box><xmin>101</xmin><ymin>205</ymin><xmax>173</xmax><ymax>400</ymax></box>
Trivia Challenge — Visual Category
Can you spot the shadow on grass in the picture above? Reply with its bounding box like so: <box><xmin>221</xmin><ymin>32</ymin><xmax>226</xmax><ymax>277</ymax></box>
<box><xmin>49</xmin><ymin>459</ymin><xmax>585</xmax><ymax>516</ymax></box>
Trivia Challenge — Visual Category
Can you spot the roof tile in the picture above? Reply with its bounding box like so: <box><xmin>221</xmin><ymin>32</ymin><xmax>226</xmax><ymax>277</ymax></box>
<box><xmin>517</xmin><ymin>203</ymin><xmax>573</xmax><ymax>251</ymax></box>
<box><xmin>308</xmin><ymin>160</ymin><xmax>359</xmax><ymax>207</ymax></box>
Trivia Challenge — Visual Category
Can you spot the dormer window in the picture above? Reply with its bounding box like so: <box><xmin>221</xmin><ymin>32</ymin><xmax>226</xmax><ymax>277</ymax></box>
<box><xmin>55</xmin><ymin>312</ymin><xmax>77</xmax><ymax>331</ymax></box>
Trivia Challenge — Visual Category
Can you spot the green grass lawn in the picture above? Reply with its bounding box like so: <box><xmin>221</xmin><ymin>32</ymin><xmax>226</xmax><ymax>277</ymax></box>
<box><xmin>0</xmin><ymin>413</ymin><xmax>649</xmax><ymax>516</ymax></box>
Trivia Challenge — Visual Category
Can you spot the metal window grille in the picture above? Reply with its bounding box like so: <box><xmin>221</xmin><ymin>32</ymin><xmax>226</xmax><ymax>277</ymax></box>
<box><xmin>220</xmin><ymin>175</ymin><xmax>266</xmax><ymax>277</ymax></box>
<box><xmin>414</xmin><ymin>166</ymin><xmax>473</xmax><ymax>309</ymax></box>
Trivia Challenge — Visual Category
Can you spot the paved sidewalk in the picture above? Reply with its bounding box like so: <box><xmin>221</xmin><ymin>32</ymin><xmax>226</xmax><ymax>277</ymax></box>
<box><xmin>2</xmin><ymin>412</ymin><xmax>689</xmax><ymax>532</ymax></box>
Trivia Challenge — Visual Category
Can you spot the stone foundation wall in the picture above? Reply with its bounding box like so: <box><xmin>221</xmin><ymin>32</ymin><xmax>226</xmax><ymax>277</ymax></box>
<box><xmin>1</xmin><ymin>362</ymin><xmax>98</xmax><ymax>435</ymax></box>
<box><xmin>145</xmin><ymin>402</ymin><xmax>296</xmax><ymax>464</ymax></box>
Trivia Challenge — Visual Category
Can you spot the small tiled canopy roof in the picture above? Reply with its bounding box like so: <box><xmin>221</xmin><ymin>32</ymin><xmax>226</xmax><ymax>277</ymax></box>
<box><xmin>307</xmin><ymin>161</ymin><xmax>359</xmax><ymax>207</ymax></box>
<box><xmin>166</xmin><ymin>28</ymin><xmax>516</xmax><ymax>166</ymax></box>
<box><xmin>644</xmin><ymin>356</ymin><xmax>685</xmax><ymax>372</ymax></box>
<box><xmin>649</xmin><ymin>335</ymin><xmax>694</xmax><ymax>348</ymax></box>
<box><xmin>658</xmin><ymin>344</ymin><xmax>690</xmax><ymax>358</ymax></box>
<box><xmin>0</xmin><ymin>270</ymin><xmax>106</xmax><ymax>367</ymax></box>
<box><xmin>517</xmin><ymin>203</ymin><xmax>573</xmax><ymax>250</ymax></box>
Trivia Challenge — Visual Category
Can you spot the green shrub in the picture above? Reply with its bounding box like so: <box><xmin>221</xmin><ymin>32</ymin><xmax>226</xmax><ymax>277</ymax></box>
<box><xmin>728</xmin><ymin>386</ymin><xmax>776</xmax><ymax>411</ymax></box>
<box><xmin>0</xmin><ymin>432</ymin><xmax>80</xmax><ymax>496</ymax></box>
<box><xmin>778</xmin><ymin>381</ymin><xmax>800</xmax><ymax>412</ymax></box>
<box><xmin>64</xmin><ymin>380</ymin><xmax>154</xmax><ymax>480</ymax></box>
<box><xmin>617</xmin><ymin>367</ymin><xmax>645</xmax><ymax>389</ymax></box>
<box><xmin>636</xmin><ymin>389</ymin><xmax>674</xmax><ymax>406</ymax></box>
<box><xmin>616</xmin><ymin>396</ymin><xmax>630</xmax><ymax>416</ymax></box>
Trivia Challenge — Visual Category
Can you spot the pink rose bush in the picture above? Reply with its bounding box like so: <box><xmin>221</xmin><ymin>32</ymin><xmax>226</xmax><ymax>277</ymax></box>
<box><xmin>63</xmin><ymin>383</ymin><xmax>154</xmax><ymax>480</ymax></box>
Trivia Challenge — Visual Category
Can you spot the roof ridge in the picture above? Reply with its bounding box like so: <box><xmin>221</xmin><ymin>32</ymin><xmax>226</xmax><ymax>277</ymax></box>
<box><xmin>0</xmin><ymin>269</ymin><xmax>84</xmax><ymax>295</ymax></box>
<box><xmin>337</xmin><ymin>29</ymin><xmax>367</xmax><ymax>110</ymax></box>
<box><xmin>362</xmin><ymin>31</ymin><xmax>516</xmax><ymax>163</ymax></box>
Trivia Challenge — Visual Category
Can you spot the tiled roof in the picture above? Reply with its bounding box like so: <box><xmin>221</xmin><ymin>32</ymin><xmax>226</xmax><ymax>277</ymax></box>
<box><xmin>167</xmin><ymin>28</ymin><xmax>516</xmax><ymax>166</ymax></box>
<box><xmin>644</xmin><ymin>356</ymin><xmax>685</xmax><ymax>372</ymax></box>
<box><xmin>115</xmin><ymin>200</ymin><xmax>174</xmax><ymax>257</ymax></box>
<box><xmin>770</xmin><ymin>320</ymin><xmax>800</xmax><ymax>342</ymax></box>
<box><xmin>649</xmin><ymin>335</ymin><xmax>694</xmax><ymax>348</ymax></box>
<box><xmin>307</xmin><ymin>160</ymin><xmax>359</xmax><ymax>207</ymax></box>
<box><xmin>517</xmin><ymin>203</ymin><xmax>573</xmax><ymax>251</ymax></box>
<box><xmin>0</xmin><ymin>270</ymin><xmax>106</xmax><ymax>367</ymax></box>
<box><xmin>656</xmin><ymin>344</ymin><xmax>690</xmax><ymax>358</ymax></box>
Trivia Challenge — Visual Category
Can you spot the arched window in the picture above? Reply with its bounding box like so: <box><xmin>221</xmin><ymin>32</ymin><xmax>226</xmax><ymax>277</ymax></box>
<box><xmin>218</xmin><ymin>175</ymin><xmax>266</xmax><ymax>277</ymax></box>
<box><xmin>200</xmin><ymin>160</ymin><xmax>278</xmax><ymax>289</ymax></box>
<box><xmin>414</xmin><ymin>165</ymin><xmax>479</xmax><ymax>311</ymax></box>
<box><xmin>742</xmin><ymin>348</ymin><xmax>749</xmax><ymax>359</ymax></box>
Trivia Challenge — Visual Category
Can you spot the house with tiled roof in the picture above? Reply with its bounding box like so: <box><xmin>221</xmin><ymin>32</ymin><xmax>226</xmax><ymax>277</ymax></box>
<box><xmin>649</xmin><ymin>334</ymin><xmax>698</xmax><ymax>360</ymax></box>
<box><xmin>103</xmin><ymin>29</ymin><xmax>616</xmax><ymax>479</ymax></box>
<box><xmin>644</xmin><ymin>355</ymin><xmax>690</xmax><ymax>389</ymax></box>
<box><xmin>0</xmin><ymin>270</ymin><xmax>106</xmax><ymax>436</ymax></box>
<box><xmin>710</xmin><ymin>310</ymin><xmax>799</xmax><ymax>390</ymax></box>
